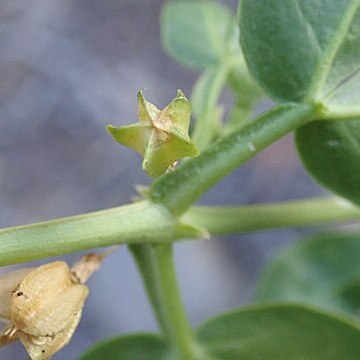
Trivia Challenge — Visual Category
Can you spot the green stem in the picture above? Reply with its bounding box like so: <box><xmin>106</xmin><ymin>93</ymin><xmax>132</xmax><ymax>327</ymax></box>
<box><xmin>130</xmin><ymin>243</ymin><xmax>203</xmax><ymax>360</ymax></box>
<box><xmin>184</xmin><ymin>197</ymin><xmax>360</xmax><ymax>234</ymax></box>
<box><xmin>0</xmin><ymin>197</ymin><xmax>359</xmax><ymax>267</ymax></box>
<box><xmin>0</xmin><ymin>200</ymin><xmax>174</xmax><ymax>267</ymax></box>
<box><xmin>191</xmin><ymin>63</ymin><xmax>229</xmax><ymax>151</ymax></box>
<box><xmin>225</xmin><ymin>95</ymin><xmax>254</xmax><ymax>130</ymax></box>
<box><xmin>150</xmin><ymin>103</ymin><xmax>316</xmax><ymax>215</ymax></box>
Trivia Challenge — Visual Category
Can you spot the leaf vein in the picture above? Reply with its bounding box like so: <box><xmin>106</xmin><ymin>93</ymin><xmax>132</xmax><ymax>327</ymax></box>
<box><xmin>306</xmin><ymin>0</ymin><xmax>360</xmax><ymax>101</ymax></box>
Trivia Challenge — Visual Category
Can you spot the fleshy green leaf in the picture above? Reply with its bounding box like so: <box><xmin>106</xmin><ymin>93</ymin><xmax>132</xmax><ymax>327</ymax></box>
<box><xmin>197</xmin><ymin>304</ymin><xmax>360</xmax><ymax>359</ymax></box>
<box><xmin>77</xmin><ymin>333</ymin><xmax>168</xmax><ymax>360</ymax></box>
<box><xmin>107</xmin><ymin>91</ymin><xmax>198</xmax><ymax>178</ymax></box>
<box><xmin>256</xmin><ymin>233</ymin><xmax>360</xmax><ymax>314</ymax></box>
<box><xmin>161</xmin><ymin>1</ymin><xmax>237</xmax><ymax>69</ymax></box>
<box><xmin>240</xmin><ymin>0</ymin><xmax>360</xmax><ymax>112</ymax></box>
<box><xmin>295</xmin><ymin>119</ymin><xmax>360</xmax><ymax>205</ymax></box>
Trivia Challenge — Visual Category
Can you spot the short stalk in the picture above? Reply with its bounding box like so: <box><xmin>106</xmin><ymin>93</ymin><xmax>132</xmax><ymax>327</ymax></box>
<box><xmin>191</xmin><ymin>62</ymin><xmax>230</xmax><ymax>151</ymax></box>
<box><xmin>130</xmin><ymin>243</ymin><xmax>203</xmax><ymax>360</ymax></box>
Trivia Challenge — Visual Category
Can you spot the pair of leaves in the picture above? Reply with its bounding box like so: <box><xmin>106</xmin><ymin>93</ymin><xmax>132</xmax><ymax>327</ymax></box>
<box><xmin>240</xmin><ymin>0</ymin><xmax>360</xmax><ymax>205</ymax></box>
<box><xmin>79</xmin><ymin>304</ymin><xmax>360</xmax><ymax>359</ymax></box>
<box><xmin>257</xmin><ymin>233</ymin><xmax>360</xmax><ymax>315</ymax></box>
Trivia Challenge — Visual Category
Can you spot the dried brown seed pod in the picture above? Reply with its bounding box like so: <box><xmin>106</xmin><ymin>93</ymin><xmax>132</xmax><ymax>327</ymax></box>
<box><xmin>0</xmin><ymin>249</ymin><xmax>114</xmax><ymax>359</ymax></box>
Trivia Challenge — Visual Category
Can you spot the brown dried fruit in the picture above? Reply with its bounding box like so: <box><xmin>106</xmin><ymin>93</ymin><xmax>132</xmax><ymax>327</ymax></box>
<box><xmin>0</xmin><ymin>251</ymin><xmax>109</xmax><ymax>359</ymax></box>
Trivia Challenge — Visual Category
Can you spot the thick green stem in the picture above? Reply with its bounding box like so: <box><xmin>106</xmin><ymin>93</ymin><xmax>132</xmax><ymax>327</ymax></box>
<box><xmin>0</xmin><ymin>197</ymin><xmax>359</xmax><ymax>266</ymax></box>
<box><xmin>184</xmin><ymin>197</ymin><xmax>360</xmax><ymax>234</ymax></box>
<box><xmin>150</xmin><ymin>103</ymin><xmax>316</xmax><ymax>215</ymax></box>
<box><xmin>130</xmin><ymin>243</ymin><xmax>203</xmax><ymax>360</ymax></box>
<box><xmin>0</xmin><ymin>200</ymin><xmax>174</xmax><ymax>267</ymax></box>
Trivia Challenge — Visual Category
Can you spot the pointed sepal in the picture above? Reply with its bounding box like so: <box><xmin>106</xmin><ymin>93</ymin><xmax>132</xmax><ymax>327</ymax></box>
<box><xmin>137</xmin><ymin>91</ymin><xmax>160</xmax><ymax>123</ymax></box>
<box><xmin>106</xmin><ymin>123</ymin><xmax>152</xmax><ymax>157</ymax></box>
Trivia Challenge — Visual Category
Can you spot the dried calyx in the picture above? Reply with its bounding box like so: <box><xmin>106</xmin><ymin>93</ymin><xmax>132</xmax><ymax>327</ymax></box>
<box><xmin>107</xmin><ymin>90</ymin><xmax>199</xmax><ymax>177</ymax></box>
<box><xmin>0</xmin><ymin>250</ymin><xmax>113</xmax><ymax>360</ymax></box>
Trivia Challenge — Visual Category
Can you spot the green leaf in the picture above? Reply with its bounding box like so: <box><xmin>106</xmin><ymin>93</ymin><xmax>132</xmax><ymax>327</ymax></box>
<box><xmin>322</xmin><ymin>5</ymin><xmax>360</xmax><ymax>118</ymax></box>
<box><xmin>295</xmin><ymin>119</ymin><xmax>360</xmax><ymax>205</ymax></box>
<box><xmin>78</xmin><ymin>333</ymin><xmax>168</xmax><ymax>360</ymax></box>
<box><xmin>256</xmin><ymin>233</ymin><xmax>360</xmax><ymax>314</ymax></box>
<box><xmin>240</xmin><ymin>0</ymin><xmax>360</xmax><ymax>109</ymax></box>
<box><xmin>197</xmin><ymin>304</ymin><xmax>360</xmax><ymax>359</ymax></box>
<box><xmin>161</xmin><ymin>1</ymin><xmax>237</xmax><ymax>69</ymax></box>
<box><xmin>340</xmin><ymin>281</ymin><xmax>360</xmax><ymax>311</ymax></box>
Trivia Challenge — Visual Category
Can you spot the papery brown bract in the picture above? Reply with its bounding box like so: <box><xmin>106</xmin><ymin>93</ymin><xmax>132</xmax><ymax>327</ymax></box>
<box><xmin>11</xmin><ymin>262</ymin><xmax>88</xmax><ymax>337</ymax></box>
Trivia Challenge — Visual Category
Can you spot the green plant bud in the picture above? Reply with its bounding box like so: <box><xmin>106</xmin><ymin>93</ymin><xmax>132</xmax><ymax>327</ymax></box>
<box><xmin>107</xmin><ymin>90</ymin><xmax>199</xmax><ymax>177</ymax></box>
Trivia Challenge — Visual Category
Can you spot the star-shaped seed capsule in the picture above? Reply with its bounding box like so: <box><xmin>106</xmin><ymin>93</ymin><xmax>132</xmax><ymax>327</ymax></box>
<box><xmin>107</xmin><ymin>90</ymin><xmax>199</xmax><ymax>177</ymax></box>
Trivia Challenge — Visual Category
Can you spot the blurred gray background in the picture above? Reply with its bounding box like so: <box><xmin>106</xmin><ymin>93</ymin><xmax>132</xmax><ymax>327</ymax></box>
<box><xmin>0</xmin><ymin>0</ymin><xmax>325</xmax><ymax>359</ymax></box>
